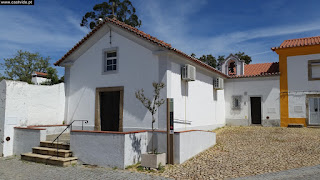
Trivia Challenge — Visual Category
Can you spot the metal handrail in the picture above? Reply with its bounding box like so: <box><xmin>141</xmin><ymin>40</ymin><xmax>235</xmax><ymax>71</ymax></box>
<box><xmin>51</xmin><ymin>120</ymin><xmax>88</xmax><ymax>158</ymax></box>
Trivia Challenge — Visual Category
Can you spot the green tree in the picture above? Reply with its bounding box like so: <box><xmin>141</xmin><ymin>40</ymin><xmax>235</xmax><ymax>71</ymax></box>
<box><xmin>234</xmin><ymin>51</ymin><xmax>252</xmax><ymax>64</ymax></box>
<box><xmin>190</xmin><ymin>53</ymin><xmax>196</xmax><ymax>58</ymax></box>
<box><xmin>2</xmin><ymin>50</ymin><xmax>50</xmax><ymax>83</ymax></box>
<box><xmin>199</xmin><ymin>54</ymin><xmax>217</xmax><ymax>68</ymax></box>
<box><xmin>41</xmin><ymin>67</ymin><xmax>59</xmax><ymax>85</ymax></box>
<box><xmin>217</xmin><ymin>55</ymin><xmax>225</xmax><ymax>66</ymax></box>
<box><xmin>135</xmin><ymin>82</ymin><xmax>165</xmax><ymax>154</ymax></box>
<box><xmin>81</xmin><ymin>0</ymin><xmax>142</xmax><ymax>30</ymax></box>
<box><xmin>59</xmin><ymin>76</ymin><xmax>64</xmax><ymax>83</ymax></box>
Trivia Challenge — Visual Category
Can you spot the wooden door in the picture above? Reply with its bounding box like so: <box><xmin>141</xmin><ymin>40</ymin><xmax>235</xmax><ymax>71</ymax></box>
<box><xmin>251</xmin><ymin>97</ymin><xmax>261</xmax><ymax>124</ymax></box>
<box><xmin>100</xmin><ymin>91</ymin><xmax>120</xmax><ymax>131</ymax></box>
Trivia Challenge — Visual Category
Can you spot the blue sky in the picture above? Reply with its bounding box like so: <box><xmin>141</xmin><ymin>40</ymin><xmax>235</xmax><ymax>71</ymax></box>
<box><xmin>1</xmin><ymin>0</ymin><xmax>320</xmax><ymax>77</ymax></box>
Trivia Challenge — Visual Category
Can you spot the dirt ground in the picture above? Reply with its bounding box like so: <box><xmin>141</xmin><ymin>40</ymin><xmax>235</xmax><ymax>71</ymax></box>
<box><xmin>159</xmin><ymin>126</ymin><xmax>320</xmax><ymax>180</ymax></box>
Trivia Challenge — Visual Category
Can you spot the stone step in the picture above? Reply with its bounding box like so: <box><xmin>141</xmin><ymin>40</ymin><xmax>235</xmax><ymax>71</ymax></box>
<box><xmin>32</xmin><ymin>147</ymin><xmax>72</xmax><ymax>158</ymax></box>
<box><xmin>40</xmin><ymin>141</ymin><xmax>70</xmax><ymax>150</ymax></box>
<box><xmin>46</xmin><ymin>133</ymin><xmax>70</xmax><ymax>144</ymax></box>
<box><xmin>46</xmin><ymin>133</ymin><xmax>70</xmax><ymax>141</ymax></box>
<box><xmin>21</xmin><ymin>153</ymin><xmax>78</xmax><ymax>167</ymax></box>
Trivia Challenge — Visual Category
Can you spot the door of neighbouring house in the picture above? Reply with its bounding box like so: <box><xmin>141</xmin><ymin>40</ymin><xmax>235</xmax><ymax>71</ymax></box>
<box><xmin>100</xmin><ymin>91</ymin><xmax>120</xmax><ymax>131</ymax></box>
<box><xmin>251</xmin><ymin>97</ymin><xmax>261</xmax><ymax>124</ymax></box>
<box><xmin>309</xmin><ymin>98</ymin><xmax>320</xmax><ymax>125</ymax></box>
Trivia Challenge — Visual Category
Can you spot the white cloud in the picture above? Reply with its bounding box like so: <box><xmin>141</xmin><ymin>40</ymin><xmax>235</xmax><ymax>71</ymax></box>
<box><xmin>135</xmin><ymin>0</ymin><xmax>320</xmax><ymax>62</ymax></box>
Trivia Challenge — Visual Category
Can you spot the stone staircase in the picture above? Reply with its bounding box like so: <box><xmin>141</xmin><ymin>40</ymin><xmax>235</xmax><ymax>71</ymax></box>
<box><xmin>21</xmin><ymin>133</ymin><xmax>77</xmax><ymax>167</ymax></box>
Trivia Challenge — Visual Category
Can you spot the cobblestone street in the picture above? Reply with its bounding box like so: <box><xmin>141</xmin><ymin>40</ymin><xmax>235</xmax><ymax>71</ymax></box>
<box><xmin>0</xmin><ymin>156</ymin><xmax>171</xmax><ymax>180</ymax></box>
<box><xmin>160</xmin><ymin>127</ymin><xmax>320</xmax><ymax>179</ymax></box>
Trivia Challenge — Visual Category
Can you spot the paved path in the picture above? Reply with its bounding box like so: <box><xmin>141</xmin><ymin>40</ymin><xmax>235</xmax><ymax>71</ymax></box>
<box><xmin>0</xmin><ymin>157</ymin><xmax>171</xmax><ymax>180</ymax></box>
<box><xmin>235</xmin><ymin>164</ymin><xmax>320</xmax><ymax>180</ymax></box>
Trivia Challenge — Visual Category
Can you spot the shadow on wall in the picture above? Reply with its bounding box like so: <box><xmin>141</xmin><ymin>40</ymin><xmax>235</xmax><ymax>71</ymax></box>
<box><xmin>129</xmin><ymin>133</ymin><xmax>142</xmax><ymax>164</ymax></box>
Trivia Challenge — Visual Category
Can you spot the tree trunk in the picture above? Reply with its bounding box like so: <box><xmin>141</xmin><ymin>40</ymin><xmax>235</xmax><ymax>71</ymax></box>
<box><xmin>151</xmin><ymin>115</ymin><xmax>155</xmax><ymax>154</ymax></box>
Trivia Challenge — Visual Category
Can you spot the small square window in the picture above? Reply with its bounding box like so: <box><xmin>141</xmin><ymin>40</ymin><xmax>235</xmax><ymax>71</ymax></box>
<box><xmin>309</xmin><ymin>60</ymin><xmax>320</xmax><ymax>80</ymax></box>
<box><xmin>104</xmin><ymin>50</ymin><xmax>117</xmax><ymax>72</ymax></box>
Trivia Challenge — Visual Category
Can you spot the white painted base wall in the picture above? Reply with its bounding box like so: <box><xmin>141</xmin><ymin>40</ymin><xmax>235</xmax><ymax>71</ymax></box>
<box><xmin>13</xmin><ymin>128</ymin><xmax>46</xmax><ymax>155</ymax></box>
<box><xmin>70</xmin><ymin>131</ymin><xmax>147</xmax><ymax>169</ymax></box>
<box><xmin>70</xmin><ymin>130</ymin><xmax>216</xmax><ymax>168</ymax></box>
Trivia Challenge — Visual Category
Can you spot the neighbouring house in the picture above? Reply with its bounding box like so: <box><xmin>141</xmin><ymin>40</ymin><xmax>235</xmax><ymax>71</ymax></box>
<box><xmin>224</xmin><ymin>36</ymin><xmax>320</xmax><ymax>127</ymax></box>
<box><xmin>31</xmin><ymin>71</ymin><xmax>50</xmax><ymax>85</ymax></box>
<box><xmin>272</xmin><ymin>36</ymin><xmax>320</xmax><ymax>127</ymax></box>
<box><xmin>222</xmin><ymin>55</ymin><xmax>280</xmax><ymax>127</ymax></box>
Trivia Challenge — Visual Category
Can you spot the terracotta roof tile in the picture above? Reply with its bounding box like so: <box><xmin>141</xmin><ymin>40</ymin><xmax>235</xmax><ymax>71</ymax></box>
<box><xmin>54</xmin><ymin>17</ymin><xmax>228</xmax><ymax>78</ymax></box>
<box><xmin>33</xmin><ymin>71</ymin><xmax>48</xmax><ymax>77</ymax></box>
<box><xmin>230</xmin><ymin>62</ymin><xmax>280</xmax><ymax>78</ymax></box>
<box><xmin>272</xmin><ymin>35</ymin><xmax>320</xmax><ymax>50</ymax></box>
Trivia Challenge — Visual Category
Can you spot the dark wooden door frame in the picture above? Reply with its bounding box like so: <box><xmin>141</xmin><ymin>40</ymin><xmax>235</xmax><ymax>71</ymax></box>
<box><xmin>95</xmin><ymin>86</ymin><xmax>124</xmax><ymax>131</ymax></box>
<box><xmin>250</xmin><ymin>96</ymin><xmax>262</xmax><ymax>125</ymax></box>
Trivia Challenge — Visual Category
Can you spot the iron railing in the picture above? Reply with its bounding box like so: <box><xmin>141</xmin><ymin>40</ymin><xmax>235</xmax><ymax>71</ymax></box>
<box><xmin>51</xmin><ymin>120</ymin><xmax>88</xmax><ymax>158</ymax></box>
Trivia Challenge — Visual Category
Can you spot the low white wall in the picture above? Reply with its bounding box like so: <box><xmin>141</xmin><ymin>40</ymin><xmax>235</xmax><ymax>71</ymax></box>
<box><xmin>175</xmin><ymin>131</ymin><xmax>216</xmax><ymax>164</ymax></box>
<box><xmin>70</xmin><ymin>130</ymin><xmax>216</xmax><ymax>168</ymax></box>
<box><xmin>124</xmin><ymin>132</ymin><xmax>148</xmax><ymax>167</ymax></box>
<box><xmin>13</xmin><ymin>127</ymin><xmax>46</xmax><ymax>155</ymax></box>
<box><xmin>70</xmin><ymin>131</ymin><xmax>127</xmax><ymax>168</ymax></box>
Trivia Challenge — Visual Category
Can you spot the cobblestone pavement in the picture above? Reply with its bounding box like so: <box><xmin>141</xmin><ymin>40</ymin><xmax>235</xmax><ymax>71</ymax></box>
<box><xmin>160</xmin><ymin>126</ymin><xmax>320</xmax><ymax>180</ymax></box>
<box><xmin>235</xmin><ymin>164</ymin><xmax>320</xmax><ymax>180</ymax></box>
<box><xmin>0</xmin><ymin>156</ymin><xmax>171</xmax><ymax>180</ymax></box>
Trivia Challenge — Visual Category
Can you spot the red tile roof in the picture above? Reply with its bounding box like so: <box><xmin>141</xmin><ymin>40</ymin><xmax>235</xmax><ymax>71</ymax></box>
<box><xmin>272</xmin><ymin>35</ymin><xmax>320</xmax><ymax>50</ymax></box>
<box><xmin>33</xmin><ymin>71</ymin><xmax>48</xmax><ymax>77</ymax></box>
<box><xmin>54</xmin><ymin>18</ymin><xmax>228</xmax><ymax>78</ymax></box>
<box><xmin>230</xmin><ymin>62</ymin><xmax>280</xmax><ymax>78</ymax></box>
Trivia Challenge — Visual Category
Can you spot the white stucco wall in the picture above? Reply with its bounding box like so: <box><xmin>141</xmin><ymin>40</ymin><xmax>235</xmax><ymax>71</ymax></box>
<box><xmin>287</xmin><ymin>54</ymin><xmax>320</xmax><ymax>120</ymax></box>
<box><xmin>0</xmin><ymin>80</ymin><xmax>6</xmax><ymax>156</ymax></box>
<box><xmin>64</xmin><ymin>23</ymin><xmax>227</xmax><ymax>132</ymax></box>
<box><xmin>224</xmin><ymin>76</ymin><xmax>280</xmax><ymax>126</ymax></box>
<box><xmin>0</xmin><ymin>80</ymin><xmax>65</xmax><ymax>157</ymax></box>
<box><xmin>167</xmin><ymin>58</ymin><xmax>225</xmax><ymax>131</ymax></box>
<box><xmin>65</xmin><ymin>27</ymin><xmax>163</xmax><ymax>131</ymax></box>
